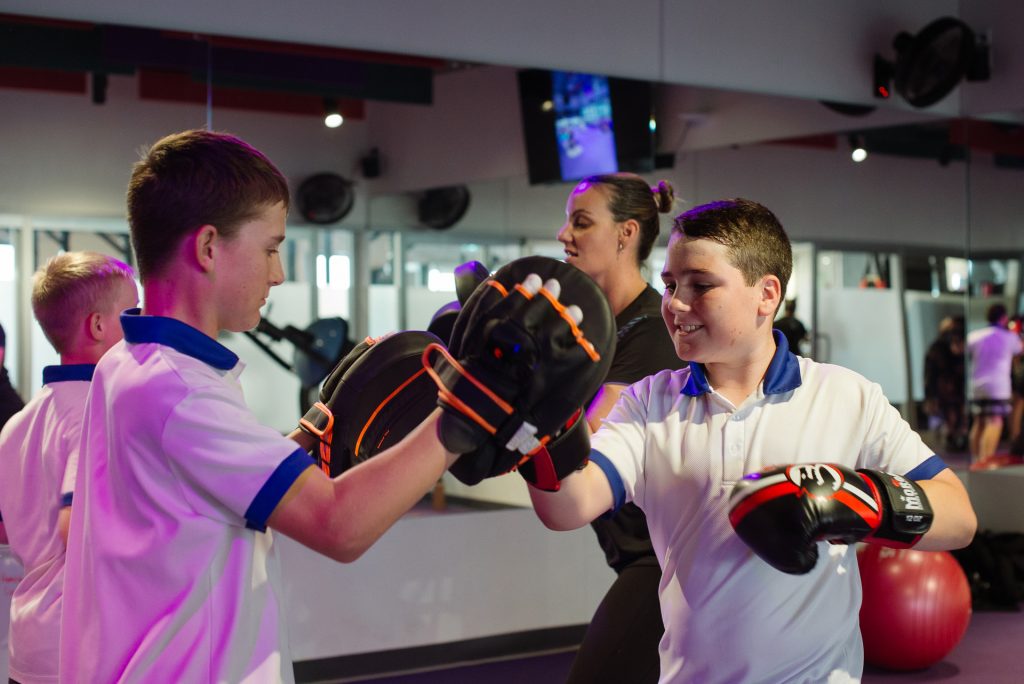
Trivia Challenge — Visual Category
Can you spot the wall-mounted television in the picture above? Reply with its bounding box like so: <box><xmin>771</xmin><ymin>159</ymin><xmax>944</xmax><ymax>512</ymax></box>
<box><xmin>518</xmin><ymin>69</ymin><xmax>654</xmax><ymax>185</ymax></box>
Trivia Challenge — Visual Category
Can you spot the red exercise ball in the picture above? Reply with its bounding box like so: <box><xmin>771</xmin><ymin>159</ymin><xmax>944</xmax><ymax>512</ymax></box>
<box><xmin>857</xmin><ymin>545</ymin><xmax>972</xmax><ymax>671</ymax></box>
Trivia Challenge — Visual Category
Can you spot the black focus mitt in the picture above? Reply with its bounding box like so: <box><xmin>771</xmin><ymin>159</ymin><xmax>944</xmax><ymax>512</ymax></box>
<box><xmin>429</xmin><ymin>256</ymin><xmax>615</xmax><ymax>486</ymax></box>
<box><xmin>299</xmin><ymin>330</ymin><xmax>441</xmax><ymax>476</ymax></box>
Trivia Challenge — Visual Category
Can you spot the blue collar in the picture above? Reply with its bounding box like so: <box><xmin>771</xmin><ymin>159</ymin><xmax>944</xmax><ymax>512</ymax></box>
<box><xmin>121</xmin><ymin>309</ymin><xmax>239</xmax><ymax>371</ymax></box>
<box><xmin>42</xmin><ymin>364</ymin><xmax>95</xmax><ymax>384</ymax></box>
<box><xmin>681</xmin><ymin>329</ymin><xmax>802</xmax><ymax>397</ymax></box>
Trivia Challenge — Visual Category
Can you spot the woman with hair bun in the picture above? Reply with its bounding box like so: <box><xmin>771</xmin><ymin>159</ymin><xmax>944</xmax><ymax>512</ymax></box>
<box><xmin>556</xmin><ymin>173</ymin><xmax>686</xmax><ymax>683</ymax></box>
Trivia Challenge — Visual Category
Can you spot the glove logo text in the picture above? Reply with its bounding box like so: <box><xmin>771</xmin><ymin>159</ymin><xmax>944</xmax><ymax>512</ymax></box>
<box><xmin>786</xmin><ymin>463</ymin><xmax>842</xmax><ymax>497</ymax></box>
<box><xmin>888</xmin><ymin>474</ymin><xmax>925</xmax><ymax>511</ymax></box>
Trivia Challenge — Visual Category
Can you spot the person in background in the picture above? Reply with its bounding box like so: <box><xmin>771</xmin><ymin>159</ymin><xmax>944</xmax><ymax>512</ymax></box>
<box><xmin>0</xmin><ymin>320</ymin><xmax>21</xmax><ymax>682</ymax></box>
<box><xmin>1007</xmin><ymin>313</ymin><xmax>1024</xmax><ymax>450</ymax></box>
<box><xmin>773</xmin><ymin>298</ymin><xmax>808</xmax><ymax>357</ymax></box>
<box><xmin>556</xmin><ymin>173</ymin><xmax>686</xmax><ymax>684</ymax></box>
<box><xmin>924</xmin><ymin>315</ymin><xmax>967</xmax><ymax>452</ymax></box>
<box><xmin>967</xmin><ymin>303</ymin><xmax>1024</xmax><ymax>462</ymax></box>
<box><xmin>0</xmin><ymin>252</ymin><xmax>138</xmax><ymax>684</ymax></box>
<box><xmin>0</xmin><ymin>322</ymin><xmax>25</xmax><ymax>432</ymax></box>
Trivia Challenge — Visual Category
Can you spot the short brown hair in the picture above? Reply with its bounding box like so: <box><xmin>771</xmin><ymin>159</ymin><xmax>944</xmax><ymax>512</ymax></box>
<box><xmin>672</xmin><ymin>198</ymin><xmax>793</xmax><ymax>300</ymax></box>
<box><xmin>126</xmin><ymin>129</ymin><xmax>290</xmax><ymax>280</ymax></box>
<box><xmin>32</xmin><ymin>252</ymin><xmax>136</xmax><ymax>355</ymax></box>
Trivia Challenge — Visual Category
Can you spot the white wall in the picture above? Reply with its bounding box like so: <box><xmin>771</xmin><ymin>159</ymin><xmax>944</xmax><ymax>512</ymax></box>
<box><xmin>280</xmin><ymin>508</ymin><xmax>614</xmax><ymax>660</ymax></box>
<box><xmin>14</xmin><ymin>0</ymin><xmax>996</xmax><ymax>114</ymax></box>
<box><xmin>0</xmin><ymin>75</ymin><xmax>371</xmax><ymax>220</ymax></box>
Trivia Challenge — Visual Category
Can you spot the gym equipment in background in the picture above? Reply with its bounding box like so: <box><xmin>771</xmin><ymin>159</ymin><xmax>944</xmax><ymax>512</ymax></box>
<box><xmin>858</xmin><ymin>544</ymin><xmax>972</xmax><ymax>671</ymax></box>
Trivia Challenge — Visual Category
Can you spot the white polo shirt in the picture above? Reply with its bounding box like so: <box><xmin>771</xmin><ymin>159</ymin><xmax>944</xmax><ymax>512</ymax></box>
<box><xmin>0</xmin><ymin>365</ymin><xmax>92</xmax><ymax>684</ymax></box>
<box><xmin>60</xmin><ymin>311</ymin><xmax>314</xmax><ymax>684</ymax></box>
<box><xmin>589</xmin><ymin>332</ymin><xmax>945</xmax><ymax>684</ymax></box>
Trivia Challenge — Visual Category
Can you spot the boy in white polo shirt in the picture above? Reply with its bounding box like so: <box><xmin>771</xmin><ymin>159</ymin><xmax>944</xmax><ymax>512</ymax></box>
<box><xmin>59</xmin><ymin>129</ymin><xmax>591</xmax><ymax>683</ymax></box>
<box><xmin>526</xmin><ymin>198</ymin><xmax>977</xmax><ymax>683</ymax></box>
<box><xmin>0</xmin><ymin>252</ymin><xmax>137</xmax><ymax>684</ymax></box>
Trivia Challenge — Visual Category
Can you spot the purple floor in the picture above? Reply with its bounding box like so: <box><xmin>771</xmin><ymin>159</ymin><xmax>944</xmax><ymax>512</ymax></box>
<box><xmin>335</xmin><ymin>610</ymin><xmax>1023</xmax><ymax>683</ymax></box>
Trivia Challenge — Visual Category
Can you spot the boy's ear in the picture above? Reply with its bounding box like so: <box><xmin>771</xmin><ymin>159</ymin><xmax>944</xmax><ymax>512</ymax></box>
<box><xmin>86</xmin><ymin>311</ymin><xmax>104</xmax><ymax>342</ymax></box>
<box><xmin>757</xmin><ymin>275</ymin><xmax>783</xmax><ymax>317</ymax></box>
<box><xmin>194</xmin><ymin>224</ymin><xmax>219</xmax><ymax>273</ymax></box>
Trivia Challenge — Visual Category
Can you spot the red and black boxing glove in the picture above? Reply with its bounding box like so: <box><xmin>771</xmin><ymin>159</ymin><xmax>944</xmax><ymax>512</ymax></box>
<box><xmin>516</xmin><ymin>408</ymin><xmax>591</xmax><ymax>492</ymax></box>
<box><xmin>727</xmin><ymin>463</ymin><xmax>934</xmax><ymax>574</ymax></box>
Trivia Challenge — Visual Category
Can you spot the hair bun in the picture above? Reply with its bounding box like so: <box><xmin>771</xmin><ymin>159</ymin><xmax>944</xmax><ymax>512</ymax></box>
<box><xmin>652</xmin><ymin>180</ymin><xmax>676</xmax><ymax>214</ymax></box>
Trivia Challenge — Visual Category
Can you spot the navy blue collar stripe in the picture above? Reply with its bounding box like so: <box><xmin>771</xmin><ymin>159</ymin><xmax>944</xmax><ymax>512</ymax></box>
<box><xmin>42</xmin><ymin>364</ymin><xmax>95</xmax><ymax>384</ymax></box>
<box><xmin>121</xmin><ymin>309</ymin><xmax>239</xmax><ymax>370</ymax></box>
<box><xmin>681</xmin><ymin>329</ymin><xmax>802</xmax><ymax>397</ymax></box>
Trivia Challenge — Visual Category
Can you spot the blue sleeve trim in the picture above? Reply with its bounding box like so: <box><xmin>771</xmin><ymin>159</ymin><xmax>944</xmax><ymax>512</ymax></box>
<box><xmin>589</xmin><ymin>448</ymin><xmax>627</xmax><ymax>516</ymax></box>
<box><xmin>904</xmin><ymin>454</ymin><xmax>948</xmax><ymax>481</ymax></box>
<box><xmin>60</xmin><ymin>492</ymin><xmax>73</xmax><ymax>508</ymax></box>
<box><xmin>244</xmin><ymin>448</ymin><xmax>315</xmax><ymax>532</ymax></box>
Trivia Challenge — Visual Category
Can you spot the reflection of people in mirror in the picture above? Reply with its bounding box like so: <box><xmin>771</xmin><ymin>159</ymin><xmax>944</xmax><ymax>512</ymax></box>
<box><xmin>967</xmin><ymin>303</ymin><xmax>1024</xmax><ymax>461</ymax></box>
<box><xmin>1008</xmin><ymin>313</ymin><xmax>1024</xmax><ymax>455</ymax></box>
<box><xmin>773</xmin><ymin>299</ymin><xmax>809</xmax><ymax>357</ymax></box>
<box><xmin>924</xmin><ymin>316</ymin><xmax>967</xmax><ymax>452</ymax></box>
<box><xmin>0</xmin><ymin>322</ymin><xmax>26</xmax><ymax>432</ymax></box>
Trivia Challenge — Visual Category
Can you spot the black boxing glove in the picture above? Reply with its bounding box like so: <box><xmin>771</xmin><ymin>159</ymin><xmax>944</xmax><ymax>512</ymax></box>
<box><xmin>728</xmin><ymin>463</ymin><xmax>934</xmax><ymax>575</ymax></box>
<box><xmin>299</xmin><ymin>331</ymin><xmax>440</xmax><ymax>476</ymax></box>
<box><xmin>516</xmin><ymin>409</ymin><xmax>591</xmax><ymax>492</ymax></box>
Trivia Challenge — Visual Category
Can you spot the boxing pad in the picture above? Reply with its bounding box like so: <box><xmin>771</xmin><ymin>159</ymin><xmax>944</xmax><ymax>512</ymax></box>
<box><xmin>299</xmin><ymin>331</ymin><xmax>441</xmax><ymax>476</ymax></box>
<box><xmin>426</xmin><ymin>301</ymin><xmax>460</xmax><ymax>347</ymax></box>
<box><xmin>455</xmin><ymin>260</ymin><xmax>491</xmax><ymax>304</ymax></box>
<box><xmin>433</xmin><ymin>256</ymin><xmax>615</xmax><ymax>486</ymax></box>
<box><xmin>728</xmin><ymin>463</ymin><xmax>934</xmax><ymax>574</ymax></box>
<box><xmin>426</xmin><ymin>260</ymin><xmax>490</xmax><ymax>345</ymax></box>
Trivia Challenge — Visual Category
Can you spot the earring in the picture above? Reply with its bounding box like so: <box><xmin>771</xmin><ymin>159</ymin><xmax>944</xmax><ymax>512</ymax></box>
<box><xmin>617</xmin><ymin>242</ymin><xmax>624</xmax><ymax>253</ymax></box>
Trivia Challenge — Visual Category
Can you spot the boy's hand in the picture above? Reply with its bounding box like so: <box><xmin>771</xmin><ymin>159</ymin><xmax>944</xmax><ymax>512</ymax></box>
<box><xmin>728</xmin><ymin>463</ymin><xmax>934</xmax><ymax>574</ymax></box>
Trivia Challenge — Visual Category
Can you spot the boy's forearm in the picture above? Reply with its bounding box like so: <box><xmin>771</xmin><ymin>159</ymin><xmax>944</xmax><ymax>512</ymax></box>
<box><xmin>912</xmin><ymin>470</ymin><xmax>977</xmax><ymax>551</ymax></box>
<box><xmin>270</xmin><ymin>410</ymin><xmax>457</xmax><ymax>563</ymax></box>
<box><xmin>528</xmin><ymin>461</ymin><xmax>613</xmax><ymax>531</ymax></box>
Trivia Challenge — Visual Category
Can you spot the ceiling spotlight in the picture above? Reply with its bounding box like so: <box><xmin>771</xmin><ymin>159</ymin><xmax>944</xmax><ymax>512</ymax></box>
<box><xmin>849</xmin><ymin>135</ymin><xmax>868</xmax><ymax>163</ymax></box>
<box><xmin>323</xmin><ymin>98</ymin><xmax>344</xmax><ymax>128</ymax></box>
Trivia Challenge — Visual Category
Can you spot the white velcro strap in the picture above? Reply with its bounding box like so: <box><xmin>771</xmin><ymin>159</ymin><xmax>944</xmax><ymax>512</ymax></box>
<box><xmin>505</xmin><ymin>420</ymin><xmax>541</xmax><ymax>455</ymax></box>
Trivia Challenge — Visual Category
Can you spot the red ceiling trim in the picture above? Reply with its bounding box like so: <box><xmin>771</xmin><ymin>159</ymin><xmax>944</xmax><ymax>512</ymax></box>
<box><xmin>138</xmin><ymin>68</ymin><xmax>365</xmax><ymax>119</ymax></box>
<box><xmin>0</xmin><ymin>66</ymin><xmax>86</xmax><ymax>93</ymax></box>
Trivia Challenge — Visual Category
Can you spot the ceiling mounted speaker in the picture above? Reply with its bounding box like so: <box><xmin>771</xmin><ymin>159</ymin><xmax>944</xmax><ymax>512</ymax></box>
<box><xmin>888</xmin><ymin>17</ymin><xmax>990</xmax><ymax>108</ymax></box>
<box><xmin>296</xmin><ymin>173</ymin><xmax>355</xmax><ymax>225</ymax></box>
<box><xmin>417</xmin><ymin>185</ymin><xmax>470</xmax><ymax>230</ymax></box>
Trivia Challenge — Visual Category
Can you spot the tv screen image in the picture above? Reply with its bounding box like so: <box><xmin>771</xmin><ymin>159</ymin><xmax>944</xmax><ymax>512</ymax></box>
<box><xmin>552</xmin><ymin>72</ymin><xmax>618</xmax><ymax>180</ymax></box>
<box><xmin>518</xmin><ymin>69</ymin><xmax>654</xmax><ymax>185</ymax></box>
